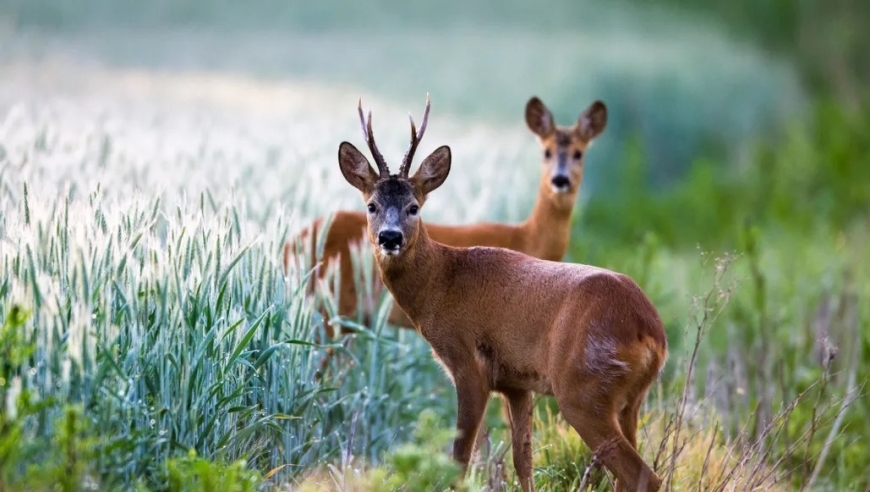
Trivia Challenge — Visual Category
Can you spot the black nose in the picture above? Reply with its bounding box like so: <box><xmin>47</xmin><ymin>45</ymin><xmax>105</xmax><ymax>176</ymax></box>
<box><xmin>378</xmin><ymin>230</ymin><xmax>403</xmax><ymax>249</ymax></box>
<box><xmin>551</xmin><ymin>175</ymin><xmax>570</xmax><ymax>189</ymax></box>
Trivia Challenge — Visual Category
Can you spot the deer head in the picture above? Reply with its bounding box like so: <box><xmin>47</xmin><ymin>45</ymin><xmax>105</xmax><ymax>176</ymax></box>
<box><xmin>525</xmin><ymin>97</ymin><xmax>607</xmax><ymax>195</ymax></box>
<box><xmin>338</xmin><ymin>95</ymin><xmax>452</xmax><ymax>258</ymax></box>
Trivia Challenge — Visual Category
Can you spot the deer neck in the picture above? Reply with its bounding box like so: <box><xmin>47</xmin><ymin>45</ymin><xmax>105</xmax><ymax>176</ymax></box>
<box><xmin>376</xmin><ymin>224</ymin><xmax>447</xmax><ymax>323</ymax></box>
<box><xmin>521</xmin><ymin>175</ymin><xmax>577</xmax><ymax>261</ymax></box>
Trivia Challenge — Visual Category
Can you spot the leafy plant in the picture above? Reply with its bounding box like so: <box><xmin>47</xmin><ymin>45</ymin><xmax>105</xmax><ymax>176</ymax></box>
<box><xmin>164</xmin><ymin>449</ymin><xmax>260</xmax><ymax>492</ymax></box>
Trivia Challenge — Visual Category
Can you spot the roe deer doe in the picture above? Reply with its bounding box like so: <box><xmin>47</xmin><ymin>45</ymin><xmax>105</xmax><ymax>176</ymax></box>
<box><xmin>283</xmin><ymin>96</ymin><xmax>607</xmax><ymax>335</ymax></box>
<box><xmin>336</xmin><ymin>97</ymin><xmax>668</xmax><ymax>492</ymax></box>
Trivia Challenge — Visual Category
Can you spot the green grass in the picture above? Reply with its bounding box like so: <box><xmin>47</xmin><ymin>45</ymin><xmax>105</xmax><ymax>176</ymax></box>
<box><xmin>0</xmin><ymin>183</ymin><xmax>453</xmax><ymax>489</ymax></box>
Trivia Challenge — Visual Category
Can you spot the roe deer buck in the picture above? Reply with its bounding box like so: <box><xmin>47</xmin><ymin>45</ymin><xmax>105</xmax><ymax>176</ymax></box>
<box><xmin>283</xmin><ymin>96</ymin><xmax>607</xmax><ymax>336</ymax></box>
<box><xmin>336</xmin><ymin>96</ymin><xmax>667</xmax><ymax>492</ymax></box>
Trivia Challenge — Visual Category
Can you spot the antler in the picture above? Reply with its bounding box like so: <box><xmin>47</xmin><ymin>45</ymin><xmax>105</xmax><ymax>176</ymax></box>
<box><xmin>399</xmin><ymin>94</ymin><xmax>431</xmax><ymax>178</ymax></box>
<box><xmin>358</xmin><ymin>99</ymin><xmax>390</xmax><ymax>178</ymax></box>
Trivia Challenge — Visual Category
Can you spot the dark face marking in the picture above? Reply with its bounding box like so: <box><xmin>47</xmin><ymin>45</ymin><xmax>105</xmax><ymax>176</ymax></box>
<box><xmin>366</xmin><ymin>177</ymin><xmax>421</xmax><ymax>256</ymax></box>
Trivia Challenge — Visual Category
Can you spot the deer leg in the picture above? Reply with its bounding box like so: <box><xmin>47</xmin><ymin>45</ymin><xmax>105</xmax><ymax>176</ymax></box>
<box><xmin>553</xmin><ymin>371</ymin><xmax>660</xmax><ymax>492</ymax></box>
<box><xmin>504</xmin><ymin>389</ymin><xmax>535</xmax><ymax>492</ymax></box>
<box><xmin>452</xmin><ymin>372</ymin><xmax>490</xmax><ymax>472</ymax></box>
<box><xmin>557</xmin><ymin>402</ymin><xmax>660</xmax><ymax>492</ymax></box>
<box><xmin>618</xmin><ymin>394</ymin><xmax>644</xmax><ymax>450</ymax></box>
<box><xmin>314</xmin><ymin>305</ymin><xmax>334</xmax><ymax>377</ymax></box>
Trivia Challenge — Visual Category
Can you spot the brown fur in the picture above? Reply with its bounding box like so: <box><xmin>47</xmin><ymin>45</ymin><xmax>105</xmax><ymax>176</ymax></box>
<box><xmin>284</xmin><ymin>97</ymin><xmax>607</xmax><ymax>335</ymax></box>
<box><xmin>336</xmin><ymin>100</ymin><xmax>668</xmax><ymax>492</ymax></box>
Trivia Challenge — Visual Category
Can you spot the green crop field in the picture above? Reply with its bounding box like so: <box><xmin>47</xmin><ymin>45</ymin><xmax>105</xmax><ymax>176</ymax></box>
<box><xmin>1</xmin><ymin>1</ymin><xmax>868</xmax><ymax>490</ymax></box>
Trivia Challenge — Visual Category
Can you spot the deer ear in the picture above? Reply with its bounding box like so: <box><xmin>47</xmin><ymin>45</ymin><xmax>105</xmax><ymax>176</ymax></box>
<box><xmin>338</xmin><ymin>142</ymin><xmax>378</xmax><ymax>194</ymax></box>
<box><xmin>576</xmin><ymin>100</ymin><xmax>607</xmax><ymax>141</ymax></box>
<box><xmin>411</xmin><ymin>145</ymin><xmax>451</xmax><ymax>196</ymax></box>
<box><xmin>525</xmin><ymin>97</ymin><xmax>555</xmax><ymax>138</ymax></box>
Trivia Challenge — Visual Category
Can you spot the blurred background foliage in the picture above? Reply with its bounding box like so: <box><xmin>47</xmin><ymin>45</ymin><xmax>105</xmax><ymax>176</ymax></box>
<box><xmin>2</xmin><ymin>0</ymin><xmax>867</xmax><ymax>191</ymax></box>
<box><xmin>0</xmin><ymin>0</ymin><xmax>808</xmax><ymax>189</ymax></box>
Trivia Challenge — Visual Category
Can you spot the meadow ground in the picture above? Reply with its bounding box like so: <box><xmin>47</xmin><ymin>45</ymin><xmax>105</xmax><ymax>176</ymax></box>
<box><xmin>1</xmin><ymin>22</ymin><xmax>868</xmax><ymax>491</ymax></box>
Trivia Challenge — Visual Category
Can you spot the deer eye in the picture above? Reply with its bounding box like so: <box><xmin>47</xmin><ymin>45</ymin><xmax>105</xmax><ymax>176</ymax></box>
<box><xmin>408</xmin><ymin>205</ymin><xmax>419</xmax><ymax>216</ymax></box>
<box><xmin>367</xmin><ymin>203</ymin><xmax>377</xmax><ymax>214</ymax></box>
<box><xmin>544</xmin><ymin>149</ymin><xmax>552</xmax><ymax>159</ymax></box>
<box><xmin>573</xmin><ymin>150</ymin><xmax>583</xmax><ymax>160</ymax></box>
